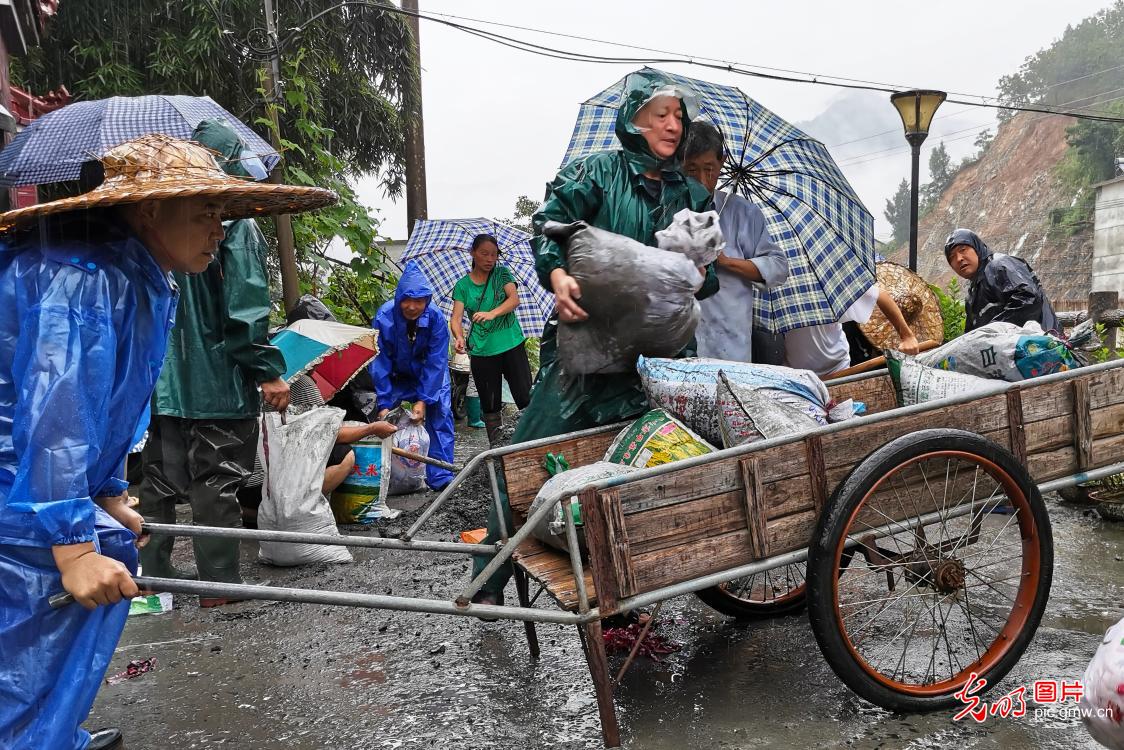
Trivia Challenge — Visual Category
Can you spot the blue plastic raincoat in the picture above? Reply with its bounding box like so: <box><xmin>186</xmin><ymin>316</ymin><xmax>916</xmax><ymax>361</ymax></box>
<box><xmin>0</xmin><ymin>227</ymin><xmax>177</xmax><ymax>749</ymax></box>
<box><xmin>369</xmin><ymin>261</ymin><xmax>454</xmax><ymax>489</ymax></box>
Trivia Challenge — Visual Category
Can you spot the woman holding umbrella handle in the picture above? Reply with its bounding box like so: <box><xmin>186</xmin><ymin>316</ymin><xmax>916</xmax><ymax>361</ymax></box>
<box><xmin>450</xmin><ymin>233</ymin><xmax>533</xmax><ymax>447</ymax></box>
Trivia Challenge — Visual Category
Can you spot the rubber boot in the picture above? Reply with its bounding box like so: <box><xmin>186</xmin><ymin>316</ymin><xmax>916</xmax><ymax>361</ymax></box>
<box><xmin>483</xmin><ymin>412</ymin><xmax>504</xmax><ymax>448</ymax></box>
<box><xmin>465</xmin><ymin>395</ymin><xmax>485</xmax><ymax>428</ymax></box>
<box><xmin>138</xmin><ymin>534</ymin><xmax>198</xmax><ymax>580</ymax></box>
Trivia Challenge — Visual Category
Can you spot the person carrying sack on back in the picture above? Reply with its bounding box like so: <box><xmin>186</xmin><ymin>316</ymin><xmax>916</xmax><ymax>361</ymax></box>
<box><xmin>0</xmin><ymin>134</ymin><xmax>334</xmax><ymax>750</ymax></box>
<box><xmin>450</xmin><ymin>233</ymin><xmax>533</xmax><ymax>447</ymax></box>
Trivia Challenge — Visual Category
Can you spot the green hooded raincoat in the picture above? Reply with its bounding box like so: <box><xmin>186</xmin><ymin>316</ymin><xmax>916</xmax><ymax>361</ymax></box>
<box><xmin>151</xmin><ymin>120</ymin><xmax>286</xmax><ymax>419</ymax></box>
<box><xmin>522</xmin><ymin>69</ymin><xmax>718</xmax><ymax>434</ymax></box>
<box><xmin>471</xmin><ymin>71</ymin><xmax>720</xmax><ymax>595</ymax></box>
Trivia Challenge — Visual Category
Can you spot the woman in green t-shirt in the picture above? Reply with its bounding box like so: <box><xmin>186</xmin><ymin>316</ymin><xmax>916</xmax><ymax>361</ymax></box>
<box><xmin>450</xmin><ymin>233</ymin><xmax>533</xmax><ymax>446</ymax></box>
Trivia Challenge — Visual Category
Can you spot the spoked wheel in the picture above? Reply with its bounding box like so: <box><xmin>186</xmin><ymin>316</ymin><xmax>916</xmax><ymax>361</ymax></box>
<box><xmin>807</xmin><ymin>429</ymin><xmax>1052</xmax><ymax>711</ymax></box>
<box><xmin>696</xmin><ymin>562</ymin><xmax>810</xmax><ymax>618</ymax></box>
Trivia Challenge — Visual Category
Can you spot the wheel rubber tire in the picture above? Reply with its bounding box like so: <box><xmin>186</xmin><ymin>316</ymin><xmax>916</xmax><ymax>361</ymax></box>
<box><xmin>695</xmin><ymin>574</ymin><xmax>808</xmax><ymax>619</ymax></box>
<box><xmin>806</xmin><ymin>428</ymin><xmax>1053</xmax><ymax>712</ymax></box>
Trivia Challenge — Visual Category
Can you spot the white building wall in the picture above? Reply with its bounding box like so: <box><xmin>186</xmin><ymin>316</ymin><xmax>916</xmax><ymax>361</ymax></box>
<box><xmin>1093</xmin><ymin>178</ymin><xmax>1124</xmax><ymax>299</ymax></box>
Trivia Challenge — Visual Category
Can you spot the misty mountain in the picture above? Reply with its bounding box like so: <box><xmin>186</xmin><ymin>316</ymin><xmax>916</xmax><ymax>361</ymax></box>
<box><xmin>795</xmin><ymin>90</ymin><xmax>995</xmax><ymax>241</ymax></box>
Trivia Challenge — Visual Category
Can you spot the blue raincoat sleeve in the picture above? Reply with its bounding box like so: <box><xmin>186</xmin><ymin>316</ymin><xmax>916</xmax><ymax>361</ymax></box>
<box><xmin>417</xmin><ymin>310</ymin><xmax>450</xmax><ymax>405</ymax></box>
<box><xmin>370</xmin><ymin>306</ymin><xmax>397</xmax><ymax>413</ymax></box>
<box><xmin>6</xmin><ymin>299</ymin><xmax>118</xmax><ymax>547</ymax></box>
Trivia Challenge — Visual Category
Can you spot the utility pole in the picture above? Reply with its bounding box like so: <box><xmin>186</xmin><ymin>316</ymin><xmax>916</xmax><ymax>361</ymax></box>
<box><xmin>263</xmin><ymin>0</ymin><xmax>301</xmax><ymax>313</ymax></box>
<box><xmin>402</xmin><ymin>0</ymin><xmax>428</xmax><ymax>236</ymax></box>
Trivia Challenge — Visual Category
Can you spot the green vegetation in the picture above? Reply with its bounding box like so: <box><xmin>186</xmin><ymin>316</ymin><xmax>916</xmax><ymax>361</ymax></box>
<box><xmin>990</xmin><ymin>2</ymin><xmax>1124</xmax><ymax>234</ymax></box>
<box><xmin>13</xmin><ymin>0</ymin><xmax>417</xmax><ymax>306</ymax></box>
<box><xmin>930</xmin><ymin>278</ymin><xmax>966</xmax><ymax>342</ymax></box>
<box><xmin>997</xmin><ymin>2</ymin><xmax>1124</xmax><ymax>121</ymax></box>
<box><xmin>883</xmin><ymin>179</ymin><xmax>911</xmax><ymax>248</ymax></box>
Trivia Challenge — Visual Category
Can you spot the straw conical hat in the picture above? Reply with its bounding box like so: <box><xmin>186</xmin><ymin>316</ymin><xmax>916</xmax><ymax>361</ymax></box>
<box><xmin>859</xmin><ymin>261</ymin><xmax>944</xmax><ymax>349</ymax></box>
<box><xmin>0</xmin><ymin>133</ymin><xmax>336</xmax><ymax>231</ymax></box>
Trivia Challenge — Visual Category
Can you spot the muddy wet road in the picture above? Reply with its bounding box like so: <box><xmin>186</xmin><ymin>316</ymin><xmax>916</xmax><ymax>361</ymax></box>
<box><xmin>91</xmin><ymin>423</ymin><xmax>1124</xmax><ymax>749</ymax></box>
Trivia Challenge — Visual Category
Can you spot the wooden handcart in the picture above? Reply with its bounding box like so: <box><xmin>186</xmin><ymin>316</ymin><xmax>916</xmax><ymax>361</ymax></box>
<box><xmin>80</xmin><ymin>358</ymin><xmax>1124</xmax><ymax>748</ymax></box>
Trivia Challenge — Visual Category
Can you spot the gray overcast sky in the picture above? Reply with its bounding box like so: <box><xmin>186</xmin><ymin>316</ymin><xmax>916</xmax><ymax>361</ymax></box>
<box><xmin>354</xmin><ymin>0</ymin><xmax>1115</xmax><ymax>244</ymax></box>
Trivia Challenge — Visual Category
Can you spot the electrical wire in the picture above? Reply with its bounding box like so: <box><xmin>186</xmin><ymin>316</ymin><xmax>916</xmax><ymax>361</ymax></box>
<box><xmin>266</xmin><ymin>1</ymin><xmax>1124</xmax><ymax>125</ymax></box>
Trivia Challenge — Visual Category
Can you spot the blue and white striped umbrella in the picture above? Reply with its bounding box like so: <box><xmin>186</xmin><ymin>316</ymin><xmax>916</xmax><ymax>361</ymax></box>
<box><xmin>401</xmin><ymin>218</ymin><xmax>555</xmax><ymax>338</ymax></box>
<box><xmin>0</xmin><ymin>94</ymin><xmax>278</xmax><ymax>186</ymax></box>
<box><xmin>562</xmin><ymin>67</ymin><xmax>876</xmax><ymax>334</ymax></box>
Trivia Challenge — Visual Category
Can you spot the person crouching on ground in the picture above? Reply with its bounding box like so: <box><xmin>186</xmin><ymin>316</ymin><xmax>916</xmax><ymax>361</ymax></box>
<box><xmin>370</xmin><ymin>261</ymin><xmax>456</xmax><ymax>491</ymax></box>
<box><xmin>450</xmin><ymin>233</ymin><xmax>534</xmax><ymax>447</ymax></box>
<box><xmin>0</xmin><ymin>134</ymin><xmax>335</xmax><ymax>750</ymax></box>
<box><xmin>944</xmin><ymin>227</ymin><xmax>1059</xmax><ymax>333</ymax></box>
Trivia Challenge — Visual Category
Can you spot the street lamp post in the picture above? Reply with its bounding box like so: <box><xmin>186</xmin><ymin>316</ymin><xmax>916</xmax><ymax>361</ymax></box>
<box><xmin>890</xmin><ymin>89</ymin><xmax>946</xmax><ymax>272</ymax></box>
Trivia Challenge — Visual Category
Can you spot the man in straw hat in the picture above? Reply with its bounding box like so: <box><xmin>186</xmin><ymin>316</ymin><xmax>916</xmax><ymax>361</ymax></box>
<box><xmin>138</xmin><ymin>118</ymin><xmax>294</xmax><ymax>605</ymax></box>
<box><xmin>0</xmin><ymin>133</ymin><xmax>333</xmax><ymax>750</ymax></box>
<box><xmin>785</xmin><ymin>281</ymin><xmax>921</xmax><ymax>377</ymax></box>
<box><xmin>854</xmin><ymin>261</ymin><xmax>945</xmax><ymax>360</ymax></box>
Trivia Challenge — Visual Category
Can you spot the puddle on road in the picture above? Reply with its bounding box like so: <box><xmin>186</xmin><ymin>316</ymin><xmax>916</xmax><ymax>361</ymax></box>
<box><xmin>90</xmin><ymin>495</ymin><xmax>1121</xmax><ymax>749</ymax></box>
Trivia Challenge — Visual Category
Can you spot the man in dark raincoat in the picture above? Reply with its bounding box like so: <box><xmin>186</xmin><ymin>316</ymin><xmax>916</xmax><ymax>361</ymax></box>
<box><xmin>0</xmin><ymin>134</ymin><xmax>334</xmax><ymax>750</ymax></box>
<box><xmin>369</xmin><ymin>260</ymin><xmax>455</xmax><ymax>490</ymax></box>
<box><xmin>468</xmin><ymin>70</ymin><xmax>719</xmax><ymax>609</ymax></box>
<box><xmin>944</xmin><ymin>228</ymin><xmax>1059</xmax><ymax>333</ymax></box>
<box><xmin>139</xmin><ymin>119</ymin><xmax>291</xmax><ymax>603</ymax></box>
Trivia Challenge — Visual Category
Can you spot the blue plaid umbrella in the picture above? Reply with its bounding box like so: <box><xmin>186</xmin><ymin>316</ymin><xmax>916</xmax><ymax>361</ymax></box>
<box><xmin>0</xmin><ymin>95</ymin><xmax>278</xmax><ymax>186</ymax></box>
<box><xmin>401</xmin><ymin>218</ymin><xmax>555</xmax><ymax>338</ymax></box>
<box><xmin>562</xmin><ymin>67</ymin><xmax>876</xmax><ymax>333</ymax></box>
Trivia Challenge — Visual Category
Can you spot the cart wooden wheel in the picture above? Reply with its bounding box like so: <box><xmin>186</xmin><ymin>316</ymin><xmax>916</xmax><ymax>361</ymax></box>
<box><xmin>695</xmin><ymin>563</ymin><xmax>810</xmax><ymax>618</ymax></box>
<box><xmin>807</xmin><ymin>429</ymin><xmax>1053</xmax><ymax>711</ymax></box>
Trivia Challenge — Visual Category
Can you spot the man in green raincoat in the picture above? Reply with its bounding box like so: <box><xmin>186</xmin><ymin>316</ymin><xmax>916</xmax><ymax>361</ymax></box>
<box><xmin>469</xmin><ymin>70</ymin><xmax>718</xmax><ymax>608</ymax></box>
<box><xmin>139</xmin><ymin>118</ymin><xmax>290</xmax><ymax>603</ymax></box>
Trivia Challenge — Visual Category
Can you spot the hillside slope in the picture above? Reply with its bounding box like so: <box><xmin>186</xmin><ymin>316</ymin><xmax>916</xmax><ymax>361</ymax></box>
<box><xmin>892</xmin><ymin>112</ymin><xmax>1092</xmax><ymax>307</ymax></box>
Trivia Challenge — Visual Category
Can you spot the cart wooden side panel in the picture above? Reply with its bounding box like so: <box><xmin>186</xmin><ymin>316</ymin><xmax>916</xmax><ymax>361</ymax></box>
<box><xmin>580</xmin><ymin>365</ymin><xmax>1124</xmax><ymax>606</ymax></box>
<box><xmin>500</xmin><ymin>363</ymin><xmax>1124</xmax><ymax>616</ymax></box>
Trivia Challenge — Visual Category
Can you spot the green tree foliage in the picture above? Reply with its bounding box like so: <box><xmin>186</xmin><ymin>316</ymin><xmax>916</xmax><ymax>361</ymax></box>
<box><xmin>996</xmin><ymin>1</ymin><xmax>1124</xmax><ymax>121</ymax></box>
<box><xmin>884</xmin><ymin>179</ymin><xmax>911</xmax><ymax>247</ymax></box>
<box><xmin>1051</xmin><ymin>99</ymin><xmax>1124</xmax><ymax>236</ymax></box>
<box><xmin>16</xmin><ymin>1</ymin><xmax>418</xmax><ymax>309</ymax></box>
<box><xmin>16</xmin><ymin>1</ymin><xmax>418</xmax><ymax>190</ymax></box>
<box><xmin>500</xmin><ymin>195</ymin><xmax>539</xmax><ymax>234</ymax></box>
<box><xmin>920</xmin><ymin>142</ymin><xmax>953</xmax><ymax>212</ymax></box>
<box><xmin>930</xmin><ymin>278</ymin><xmax>966</xmax><ymax>343</ymax></box>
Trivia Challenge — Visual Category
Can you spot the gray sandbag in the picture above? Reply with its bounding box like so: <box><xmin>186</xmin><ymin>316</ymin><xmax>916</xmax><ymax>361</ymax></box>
<box><xmin>526</xmin><ymin>462</ymin><xmax>638</xmax><ymax>553</ymax></box>
<box><xmin>887</xmin><ymin>351</ymin><xmax>996</xmax><ymax>407</ymax></box>
<box><xmin>716</xmin><ymin>371</ymin><xmax>821</xmax><ymax>448</ymax></box>
<box><xmin>655</xmin><ymin>208</ymin><xmax>725</xmax><ymax>266</ymax></box>
<box><xmin>543</xmin><ymin>221</ymin><xmax>702</xmax><ymax>375</ymax></box>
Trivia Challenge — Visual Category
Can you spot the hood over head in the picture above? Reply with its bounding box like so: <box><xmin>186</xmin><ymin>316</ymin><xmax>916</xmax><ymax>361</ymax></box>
<box><xmin>943</xmin><ymin>227</ymin><xmax>993</xmax><ymax>265</ymax></box>
<box><xmin>287</xmin><ymin>294</ymin><xmax>337</xmax><ymax>324</ymax></box>
<box><xmin>395</xmin><ymin>260</ymin><xmax>434</xmax><ymax>305</ymax></box>
<box><xmin>191</xmin><ymin>117</ymin><xmax>269</xmax><ymax>180</ymax></box>
<box><xmin>615</xmin><ymin>69</ymin><xmax>698</xmax><ymax>175</ymax></box>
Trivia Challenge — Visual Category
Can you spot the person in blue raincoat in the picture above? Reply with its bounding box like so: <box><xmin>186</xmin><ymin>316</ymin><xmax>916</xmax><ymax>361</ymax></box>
<box><xmin>370</xmin><ymin>261</ymin><xmax>455</xmax><ymax>490</ymax></box>
<box><xmin>0</xmin><ymin>134</ymin><xmax>335</xmax><ymax>750</ymax></box>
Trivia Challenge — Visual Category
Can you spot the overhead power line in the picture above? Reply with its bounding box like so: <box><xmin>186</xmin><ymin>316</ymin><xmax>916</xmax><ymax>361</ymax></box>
<box><xmin>275</xmin><ymin>2</ymin><xmax>1124</xmax><ymax>125</ymax></box>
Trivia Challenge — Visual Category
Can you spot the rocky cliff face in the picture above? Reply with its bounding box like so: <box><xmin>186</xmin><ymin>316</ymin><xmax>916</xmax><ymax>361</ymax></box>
<box><xmin>892</xmin><ymin>112</ymin><xmax>1093</xmax><ymax>308</ymax></box>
